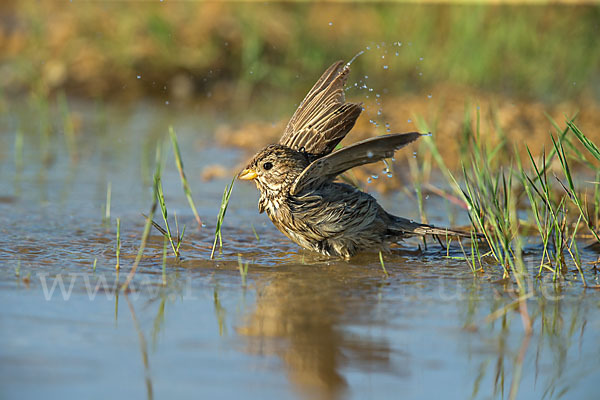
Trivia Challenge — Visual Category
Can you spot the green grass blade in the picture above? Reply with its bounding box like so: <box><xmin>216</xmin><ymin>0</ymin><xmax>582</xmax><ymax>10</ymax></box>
<box><xmin>169</xmin><ymin>126</ymin><xmax>202</xmax><ymax>227</ymax></box>
<box><xmin>567</xmin><ymin>120</ymin><xmax>600</xmax><ymax>161</ymax></box>
<box><xmin>115</xmin><ymin>217</ymin><xmax>121</xmax><ymax>270</ymax></box>
<box><xmin>121</xmin><ymin>149</ymin><xmax>161</xmax><ymax>292</ymax></box>
<box><xmin>211</xmin><ymin>175</ymin><xmax>236</xmax><ymax>259</ymax></box>
<box><xmin>155</xmin><ymin>174</ymin><xmax>178</xmax><ymax>257</ymax></box>
<box><xmin>378</xmin><ymin>251</ymin><xmax>389</xmax><ymax>277</ymax></box>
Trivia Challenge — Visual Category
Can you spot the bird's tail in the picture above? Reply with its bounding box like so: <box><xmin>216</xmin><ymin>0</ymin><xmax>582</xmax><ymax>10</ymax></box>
<box><xmin>389</xmin><ymin>215</ymin><xmax>479</xmax><ymax>239</ymax></box>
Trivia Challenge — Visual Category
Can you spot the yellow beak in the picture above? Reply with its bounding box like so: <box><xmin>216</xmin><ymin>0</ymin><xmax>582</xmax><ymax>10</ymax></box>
<box><xmin>238</xmin><ymin>168</ymin><xmax>258</xmax><ymax>180</ymax></box>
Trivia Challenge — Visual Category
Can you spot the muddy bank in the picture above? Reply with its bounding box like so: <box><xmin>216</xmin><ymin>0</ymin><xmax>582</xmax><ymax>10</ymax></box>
<box><xmin>215</xmin><ymin>86</ymin><xmax>600</xmax><ymax>192</ymax></box>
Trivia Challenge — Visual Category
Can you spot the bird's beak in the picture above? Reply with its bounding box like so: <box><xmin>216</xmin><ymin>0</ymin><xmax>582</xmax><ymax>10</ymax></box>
<box><xmin>238</xmin><ymin>168</ymin><xmax>257</xmax><ymax>180</ymax></box>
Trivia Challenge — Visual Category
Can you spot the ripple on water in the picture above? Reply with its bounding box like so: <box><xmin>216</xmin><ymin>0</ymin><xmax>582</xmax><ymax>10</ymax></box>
<box><xmin>0</xmin><ymin>101</ymin><xmax>598</xmax><ymax>400</ymax></box>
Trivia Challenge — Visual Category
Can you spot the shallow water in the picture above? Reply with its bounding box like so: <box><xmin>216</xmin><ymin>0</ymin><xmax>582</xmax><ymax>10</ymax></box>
<box><xmin>1</xmin><ymin>100</ymin><xmax>599</xmax><ymax>399</ymax></box>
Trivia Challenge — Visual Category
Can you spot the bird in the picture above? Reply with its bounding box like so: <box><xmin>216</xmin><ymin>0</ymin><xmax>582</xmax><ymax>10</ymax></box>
<box><xmin>239</xmin><ymin>60</ymin><xmax>474</xmax><ymax>258</ymax></box>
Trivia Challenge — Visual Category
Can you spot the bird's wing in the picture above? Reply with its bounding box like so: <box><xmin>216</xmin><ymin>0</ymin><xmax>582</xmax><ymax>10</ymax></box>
<box><xmin>291</xmin><ymin>132</ymin><xmax>423</xmax><ymax>195</ymax></box>
<box><xmin>279</xmin><ymin>60</ymin><xmax>363</xmax><ymax>156</ymax></box>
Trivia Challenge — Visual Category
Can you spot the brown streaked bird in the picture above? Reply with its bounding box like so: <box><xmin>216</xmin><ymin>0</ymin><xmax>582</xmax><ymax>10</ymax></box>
<box><xmin>239</xmin><ymin>60</ymin><xmax>473</xmax><ymax>258</ymax></box>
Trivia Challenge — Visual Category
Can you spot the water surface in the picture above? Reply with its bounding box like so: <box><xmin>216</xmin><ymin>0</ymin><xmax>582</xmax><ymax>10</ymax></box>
<box><xmin>1</xmin><ymin>101</ymin><xmax>599</xmax><ymax>399</ymax></box>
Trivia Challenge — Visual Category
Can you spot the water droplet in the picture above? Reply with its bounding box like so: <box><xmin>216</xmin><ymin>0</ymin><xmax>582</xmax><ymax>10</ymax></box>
<box><xmin>368</xmin><ymin>87</ymin><xmax>373</xmax><ymax>92</ymax></box>
<box><xmin>425</xmin><ymin>195</ymin><xmax>430</xmax><ymax>200</ymax></box>
<box><xmin>165</xmin><ymin>100</ymin><xmax>170</xmax><ymax>105</ymax></box>
<box><xmin>372</xmin><ymin>174</ymin><xmax>379</xmax><ymax>180</ymax></box>
<box><xmin>383</xmin><ymin>65</ymin><xmax>389</xmax><ymax>70</ymax></box>
<box><xmin>364</xmin><ymin>75</ymin><xmax>369</xmax><ymax>79</ymax></box>
<box><xmin>367</xmin><ymin>177</ymin><xmax>372</xmax><ymax>183</ymax></box>
<box><xmin>418</xmin><ymin>72</ymin><xmax>423</xmax><ymax>76</ymax></box>
<box><xmin>376</xmin><ymin>93</ymin><xmax>380</xmax><ymax>98</ymax></box>
<box><xmin>419</xmin><ymin>57</ymin><xmax>424</xmax><ymax>61</ymax></box>
<box><xmin>427</xmin><ymin>94</ymin><xmax>432</xmax><ymax>99</ymax></box>
<box><xmin>382</xmin><ymin>160</ymin><xmax>390</xmax><ymax>174</ymax></box>
<box><xmin>381</xmin><ymin>55</ymin><xmax>385</xmax><ymax>59</ymax></box>
<box><xmin>367</xmin><ymin>151</ymin><xmax>374</xmax><ymax>158</ymax></box>
<box><xmin>346</xmin><ymin>50</ymin><xmax>365</xmax><ymax>67</ymax></box>
<box><xmin>386</xmin><ymin>173</ymin><xmax>393</xmax><ymax>178</ymax></box>
<box><xmin>391</xmin><ymin>157</ymin><xmax>396</xmax><ymax>162</ymax></box>
<box><xmin>366</xmin><ymin>46</ymin><xmax>371</xmax><ymax>50</ymax></box>
<box><xmin>329</xmin><ymin>22</ymin><xmax>333</xmax><ymax>26</ymax></box>
<box><xmin>407</xmin><ymin>119</ymin><xmax>412</xmax><ymax>123</ymax></box>
<box><xmin>137</xmin><ymin>75</ymin><xmax>141</xmax><ymax>79</ymax></box>
<box><xmin>395</xmin><ymin>52</ymin><xmax>399</xmax><ymax>56</ymax></box>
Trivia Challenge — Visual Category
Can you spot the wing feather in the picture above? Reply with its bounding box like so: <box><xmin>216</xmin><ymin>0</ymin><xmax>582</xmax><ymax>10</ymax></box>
<box><xmin>279</xmin><ymin>61</ymin><xmax>362</xmax><ymax>155</ymax></box>
<box><xmin>291</xmin><ymin>132</ymin><xmax>423</xmax><ymax>195</ymax></box>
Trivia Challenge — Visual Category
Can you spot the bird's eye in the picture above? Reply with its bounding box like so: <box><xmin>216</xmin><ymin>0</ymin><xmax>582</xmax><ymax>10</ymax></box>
<box><xmin>263</xmin><ymin>162</ymin><xmax>273</xmax><ymax>170</ymax></box>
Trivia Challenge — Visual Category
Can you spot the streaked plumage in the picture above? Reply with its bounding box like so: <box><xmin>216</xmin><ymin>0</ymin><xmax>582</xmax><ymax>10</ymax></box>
<box><xmin>239</xmin><ymin>61</ymin><xmax>473</xmax><ymax>258</ymax></box>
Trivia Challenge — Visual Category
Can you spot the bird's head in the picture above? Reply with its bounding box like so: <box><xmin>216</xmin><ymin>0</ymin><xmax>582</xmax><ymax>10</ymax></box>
<box><xmin>238</xmin><ymin>145</ymin><xmax>309</xmax><ymax>198</ymax></box>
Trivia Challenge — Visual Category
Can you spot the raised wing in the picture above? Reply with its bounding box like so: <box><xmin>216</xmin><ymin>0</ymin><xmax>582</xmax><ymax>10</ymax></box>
<box><xmin>279</xmin><ymin>61</ymin><xmax>362</xmax><ymax>156</ymax></box>
<box><xmin>291</xmin><ymin>132</ymin><xmax>423</xmax><ymax>195</ymax></box>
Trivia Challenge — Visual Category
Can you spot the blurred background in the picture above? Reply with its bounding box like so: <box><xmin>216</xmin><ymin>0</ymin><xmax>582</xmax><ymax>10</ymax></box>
<box><xmin>1</xmin><ymin>0</ymin><xmax>599</xmax><ymax>166</ymax></box>
<box><xmin>2</xmin><ymin>4</ymin><xmax>600</xmax><ymax>399</ymax></box>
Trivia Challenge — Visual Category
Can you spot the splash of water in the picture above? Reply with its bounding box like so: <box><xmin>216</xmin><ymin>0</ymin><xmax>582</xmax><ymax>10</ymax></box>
<box><xmin>346</xmin><ymin>50</ymin><xmax>365</xmax><ymax>68</ymax></box>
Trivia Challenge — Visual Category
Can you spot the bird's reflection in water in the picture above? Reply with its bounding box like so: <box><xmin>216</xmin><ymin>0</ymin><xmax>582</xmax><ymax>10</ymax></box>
<box><xmin>237</xmin><ymin>260</ymin><xmax>404</xmax><ymax>400</ymax></box>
